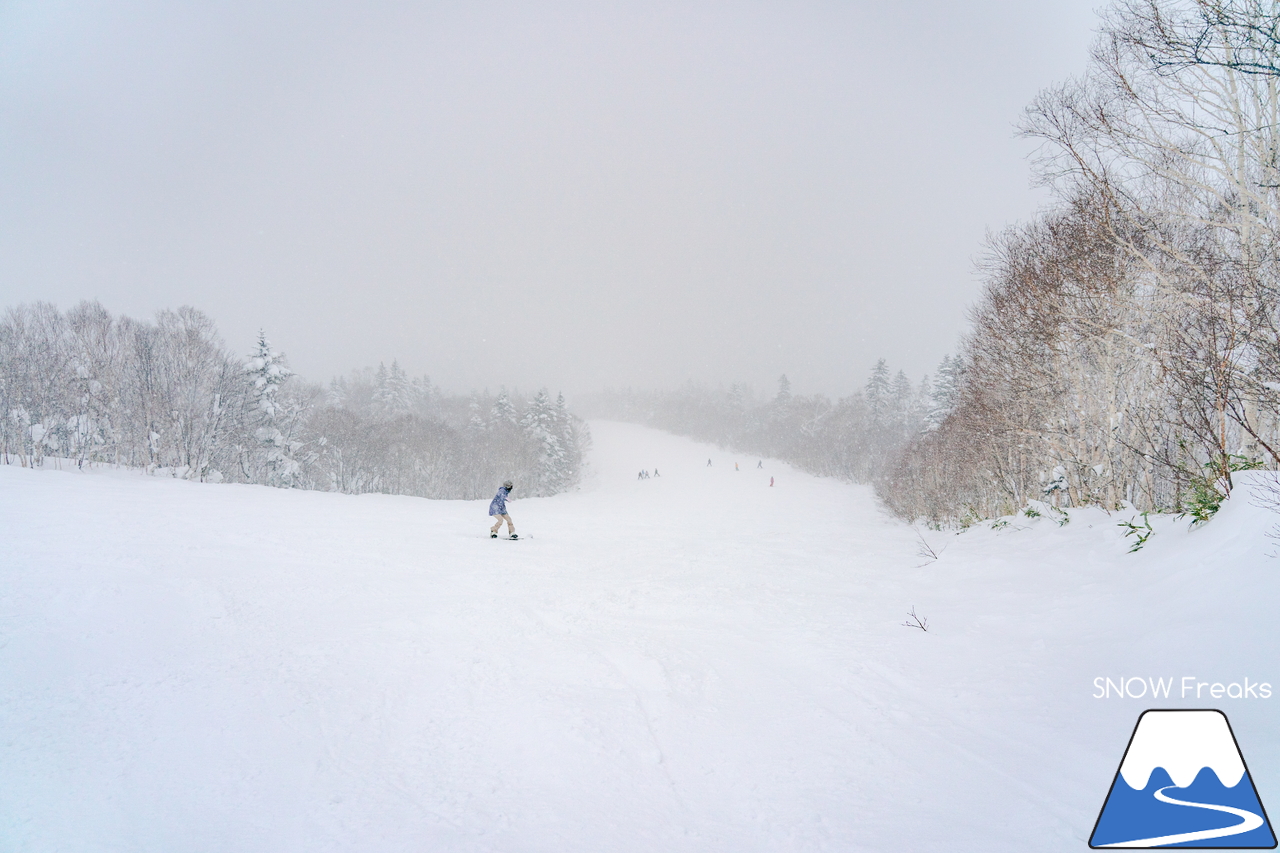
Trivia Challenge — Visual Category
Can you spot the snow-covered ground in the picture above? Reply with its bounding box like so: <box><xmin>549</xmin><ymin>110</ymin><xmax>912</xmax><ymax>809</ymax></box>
<box><xmin>2</xmin><ymin>421</ymin><xmax>1278</xmax><ymax>851</ymax></box>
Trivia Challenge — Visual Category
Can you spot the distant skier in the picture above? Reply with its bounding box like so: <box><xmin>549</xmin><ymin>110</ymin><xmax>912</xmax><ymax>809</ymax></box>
<box><xmin>735</xmin><ymin>462</ymin><xmax>739</xmax><ymax>471</ymax></box>
<box><xmin>638</xmin><ymin>471</ymin><xmax>644</xmax><ymax>480</ymax></box>
<box><xmin>757</xmin><ymin>460</ymin><xmax>763</xmax><ymax>469</ymax></box>
<box><xmin>769</xmin><ymin>476</ymin><xmax>774</xmax><ymax>487</ymax></box>
<box><xmin>653</xmin><ymin>468</ymin><xmax>660</xmax><ymax>477</ymax></box>
<box><xmin>489</xmin><ymin>480</ymin><xmax>517</xmax><ymax>539</ymax></box>
<box><xmin>707</xmin><ymin>458</ymin><xmax>712</xmax><ymax>467</ymax></box>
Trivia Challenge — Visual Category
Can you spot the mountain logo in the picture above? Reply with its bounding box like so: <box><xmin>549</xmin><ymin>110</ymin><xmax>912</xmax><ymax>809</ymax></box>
<box><xmin>1090</xmin><ymin>709</ymin><xmax>1276</xmax><ymax>848</ymax></box>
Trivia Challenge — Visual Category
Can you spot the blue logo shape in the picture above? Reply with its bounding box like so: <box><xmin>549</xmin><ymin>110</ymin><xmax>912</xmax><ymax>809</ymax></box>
<box><xmin>1090</xmin><ymin>709</ymin><xmax>1276</xmax><ymax>848</ymax></box>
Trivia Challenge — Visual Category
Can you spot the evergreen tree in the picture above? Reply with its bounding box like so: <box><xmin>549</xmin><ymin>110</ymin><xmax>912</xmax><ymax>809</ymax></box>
<box><xmin>246</xmin><ymin>330</ymin><xmax>292</xmax><ymax>418</ymax></box>
<box><xmin>326</xmin><ymin>376</ymin><xmax>348</xmax><ymax>408</ymax></box>
<box><xmin>925</xmin><ymin>355</ymin><xmax>964</xmax><ymax>430</ymax></box>
<box><xmin>891</xmin><ymin>370</ymin><xmax>915</xmax><ymax>428</ymax></box>
<box><xmin>410</xmin><ymin>374</ymin><xmax>435</xmax><ymax>416</ymax></box>
<box><xmin>466</xmin><ymin>396</ymin><xmax>487</xmax><ymax>434</ymax></box>
<box><xmin>372</xmin><ymin>361</ymin><xmax>415</xmax><ymax>417</ymax></box>
<box><xmin>554</xmin><ymin>391</ymin><xmax>578</xmax><ymax>471</ymax></box>
<box><xmin>865</xmin><ymin>359</ymin><xmax>891</xmax><ymax>417</ymax></box>
<box><xmin>491</xmin><ymin>389</ymin><xmax>519</xmax><ymax>426</ymax></box>
<box><xmin>521</xmin><ymin>389</ymin><xmax>566</xmax><ymax>494</ymax></box>
<box><xmin>393</xmin><ymin>362</ymin><xmax>414</xmax><ymax>412</ymax></box>
<box><xmin>243</xmin><ymin>331</ymin><xmax>300</xmax><ymax>486</ymax></box>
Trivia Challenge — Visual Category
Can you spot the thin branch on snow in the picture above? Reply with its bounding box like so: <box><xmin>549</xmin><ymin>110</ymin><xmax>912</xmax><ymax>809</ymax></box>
<box><xmin>913</xmin><ymin>527</ymin><xmax>947</xmax><ymax>566</ymax></box>
<box><xmin>902</xmin><ymin>607</ymin><xmax>929</xmax><ymax>632</ymax></box>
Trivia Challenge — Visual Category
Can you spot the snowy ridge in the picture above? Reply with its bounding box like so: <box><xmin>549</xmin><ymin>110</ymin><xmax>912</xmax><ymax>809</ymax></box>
<box><xmin>1117</xmin><ymin>710</ymin><xmax>1245</xmax><ymax>790</ymax></box>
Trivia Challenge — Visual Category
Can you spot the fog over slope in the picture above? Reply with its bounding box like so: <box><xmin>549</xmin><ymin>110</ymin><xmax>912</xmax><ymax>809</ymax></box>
<box><xmin>0</xmin><ymin>0</ymin><xmax>1099</xmax><ymax>396</ymax></box>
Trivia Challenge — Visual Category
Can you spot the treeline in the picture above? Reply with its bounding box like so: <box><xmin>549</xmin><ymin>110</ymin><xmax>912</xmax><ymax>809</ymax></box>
<box><xmin>580</xmin><ymin>359</ymin><xmax>960</xmax><ymax>483</ymax></box>
<box><xmin>880</xmin><ymin>0</ymin><xmax>1280</xmax><ymax>525</ymax></box>
<box><xmin>0</xmin><ymin>301</ymin><xmax>587</xmax><ymax>499</ymax></box>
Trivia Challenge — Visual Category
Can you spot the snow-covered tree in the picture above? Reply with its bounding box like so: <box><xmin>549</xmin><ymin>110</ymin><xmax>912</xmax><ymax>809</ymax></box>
<box><xmin>924</xmin><ymin>355</ymin><xmax>964</xmax><ymax>431</ymax></box>
<box><xmin>326</xmin><ymin>376</ymin><xmax>348</xmax><ymax>408</ymax></box>
<box><xmin>0</xmin><ymin>303</ymin><xmax>588</xmax><ymax>501</ymax></box>
<box><xmin>246</xmin><ymin>330</ymin><xmax>292</xmax><ymax>419</ymax></box>
<box><xmin>243</xmin><ymin>331</ymin><xmax>301</xmax><ymax>486</ymax></box>
<box><xmin>491</xmin><ymin>389</ymin><xmax>519</xmax><ymax>426</ymax></box>
<box><xmin>520</xmin><ymin>389</ymin><xmax>568</xmax><ymax>494</ymax></box>
<box><xmin>890</xmin><ymin>370</ymin><xmax>914</xmax><ymax>422</ymax></box>
<box><xmin>553</xmin><ymin>391</ymin><xmax>582</xmax><ymax>478</ymax></box>
<box><xmin>775</xmin><ymin>374</ymin><xmax>792</xmax><ymax>406</ymax></box>
<box><xmin>865</xmin><ymin>359</ymin><xmax>890</xmax><ymax>418</ymax></box>
<box><xmin>372</xmin><ymin>360</ymin><xmax>416</xmax><ymax>418</ymax></box>
<box><xmin>466</xmin><ymin>396</ymin><xmax>487</xmax><ymax>434</ymax></box>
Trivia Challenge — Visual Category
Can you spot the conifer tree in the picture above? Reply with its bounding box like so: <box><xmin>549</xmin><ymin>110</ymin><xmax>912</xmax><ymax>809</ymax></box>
<box><xmin>243</xmin><ymin>331</ymin><xmax>299</xmax><ymax>485</ymax></box>
<box><xmin>491</xmin><ymin>389</ymin><xmax>519</xmax><ymax>426</ymax></box>
<box><xmin>728</xmin><ymin>383</ymin><xmax>747</xmax><ymax>411</ymax></box>
<box><xmin>925</xmin><ymin>355</ymin><xmax>964</xmax><ymax>431</ymax></box>
<box><xmin>372</xmin><ymin>361</ymin><xmax>415</xmax><ymax>418</ymax></box>
<box><xmin>410</xmin><ymin>374</ymin><xmax>435</xmax><ymax>416</ymax></box>
<box><xmin>521</xmin><ymin>389</ymin><xmax>566</xmax><ymax>494</ymax></box>
<box><xmin>891</xmin><ymin>370</ymin><xmax>915</xmax><ymax>428</ymax></box>
<box><xmin>865</xmin><ymin>359</ymin><xmax>891</xmax><ymax>418</ymax></box>
<box><xmin>327</xmin><ymin>376</ymin><xmax>348</xmax><ymax>408</ymax></box>
<box><xmin>387</xmin><ymin>361</ymin><xmax>413</xmax><ymax>414</ymax></box>
<box><xmin>554</xmin><ymin>391</ymin><xmax>578</xmax><ymax>477</ymax></box>
<box><xmin>467</xmin><ymin>396</ymin><xmax>487</xmax><ymax>434</ymax></box>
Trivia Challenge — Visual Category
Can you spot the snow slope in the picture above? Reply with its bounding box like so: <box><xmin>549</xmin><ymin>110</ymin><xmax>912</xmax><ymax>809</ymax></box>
<box><xmin>2</xmin><ymin>421</ymin><xmax>1278</xmax><ymax>852</ymax></box>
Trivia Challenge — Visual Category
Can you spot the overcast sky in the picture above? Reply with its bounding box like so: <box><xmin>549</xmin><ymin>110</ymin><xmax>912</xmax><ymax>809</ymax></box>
<box><xmin>0</xmin><ymin>0</ymin><xmax>1101</xmax><ymax>397</ymax></box>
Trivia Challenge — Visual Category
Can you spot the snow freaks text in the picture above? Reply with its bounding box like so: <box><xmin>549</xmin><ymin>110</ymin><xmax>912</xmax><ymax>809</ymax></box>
<box><xmin>1093</xmin><ymin>677</ymin><xmax>1272</xmax><ymax>700</ymax></box>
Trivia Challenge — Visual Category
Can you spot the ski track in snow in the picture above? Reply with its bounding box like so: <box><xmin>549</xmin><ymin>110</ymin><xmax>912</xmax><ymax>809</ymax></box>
<box><xmin>1</xmin><ymin>421</ymin><xmax>1278</xmax><ymax>852</ymax></box>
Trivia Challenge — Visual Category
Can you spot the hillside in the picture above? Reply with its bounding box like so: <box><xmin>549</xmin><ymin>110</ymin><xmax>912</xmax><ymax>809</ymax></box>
<box><xmin>2</xmin><ymin>421</ymin><xmax>1277</xmax><ymax>851</ymax></box>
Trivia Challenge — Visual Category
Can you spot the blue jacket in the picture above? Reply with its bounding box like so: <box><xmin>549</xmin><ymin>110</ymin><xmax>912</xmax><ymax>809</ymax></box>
<box><xmin>489</xmin><ymin>486</ymin><xmax>510</xmax><ymax>516</ymax></box>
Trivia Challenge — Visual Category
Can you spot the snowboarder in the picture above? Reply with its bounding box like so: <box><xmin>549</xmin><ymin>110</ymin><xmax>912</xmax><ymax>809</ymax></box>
<box><xmin>489</xmin><ymin>480</ymin><xmax>517</xmax><ymax>539</ymax></box>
